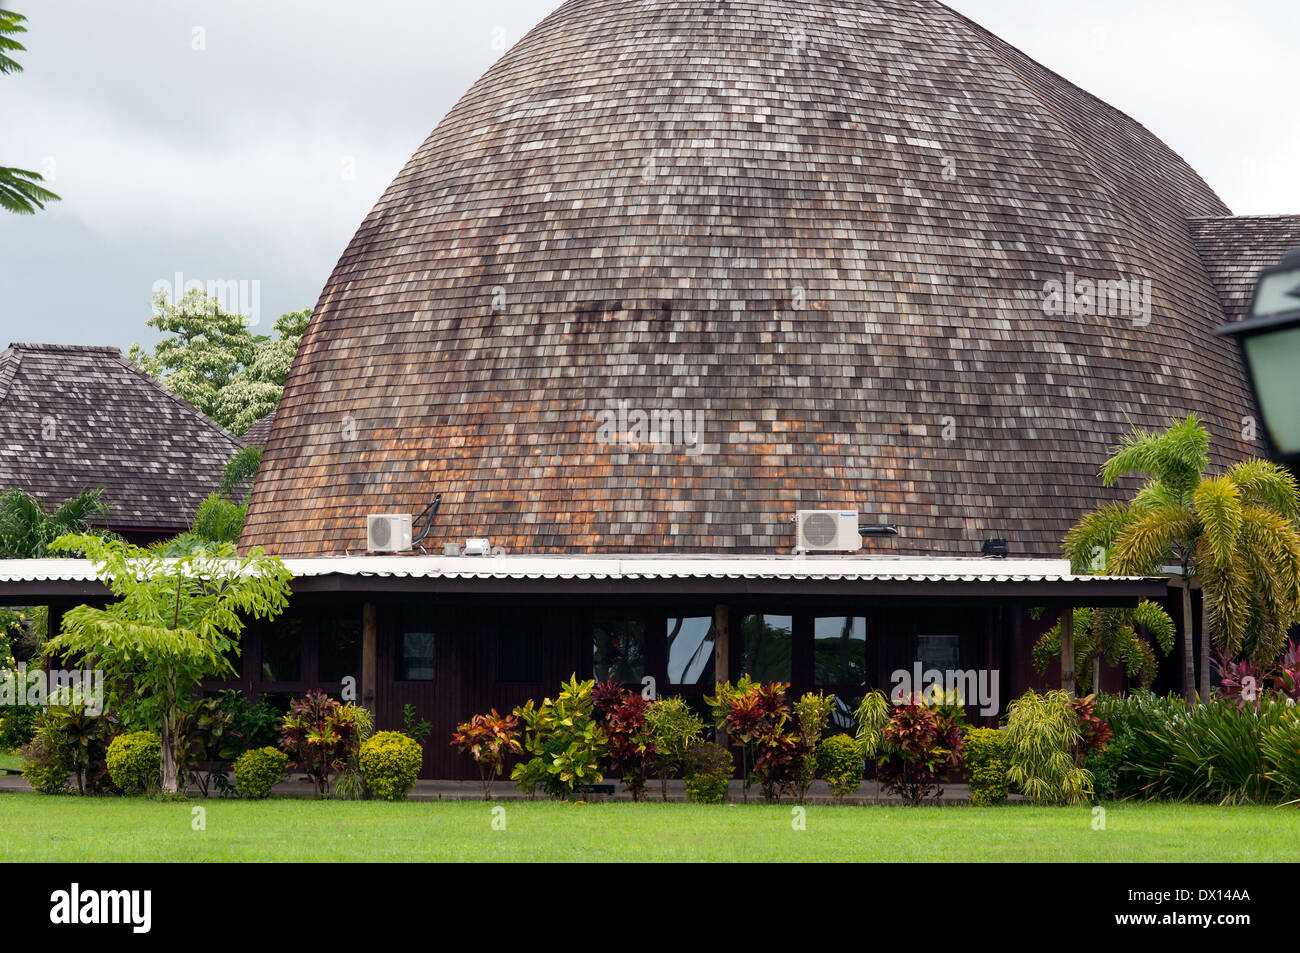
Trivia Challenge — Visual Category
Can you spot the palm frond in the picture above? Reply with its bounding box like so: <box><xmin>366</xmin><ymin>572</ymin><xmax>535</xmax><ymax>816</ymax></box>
<box><xmin>1226</xmin><ymin>458</ymin><xmax>1300</xmax><ymax>520</ymax></box>
<box><xmin>0</xmin><ymin>167</ymin><xmax>61</xmax><ymax>214</ymax></box>
<box><xmin>1192</xmin><ymin>475</ymin><xmax>1242</xmax><ymax>570</ymax></box>
<box><xmin>1112</xmin><ymin>504</ymin><xmax>1191</xmax><ymax>575</ymax></box>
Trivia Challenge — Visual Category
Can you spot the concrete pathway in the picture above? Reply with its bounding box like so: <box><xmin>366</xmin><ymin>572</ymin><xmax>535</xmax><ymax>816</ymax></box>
<box><xmin>0</xmin><ymin>772</ymin><xmax>1007</xmax><ymax>804</ymax></box>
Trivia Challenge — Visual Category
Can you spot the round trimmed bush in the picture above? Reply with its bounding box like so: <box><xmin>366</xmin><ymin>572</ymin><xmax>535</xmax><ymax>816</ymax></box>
<box><xmin>815</xmin><ymin>733</ymin><xmax>864</xmax><ymax>799</ymax></box>
<box><xmin>683</xmin><ymin>742</ymin><xmax>733</xmax><ymax>804</ymax></box>
<box><xmin>359</xmin><ymin>731</ymin><xmax>423</xmax><ymax>801</ymax></box>
<box><xmin>106</xmin><ymin>731</ymin><xmax>161</xmax><ymax>796</ymax></box>
<box><xmin>963</xmin><ymin>727</ymin><xmax>1010</xmax><ymax>806</ymax></box>
<box><xmin>234</xmin><ymin>747</ymin><xmax>288</xmax><ymax>799</ymax></box>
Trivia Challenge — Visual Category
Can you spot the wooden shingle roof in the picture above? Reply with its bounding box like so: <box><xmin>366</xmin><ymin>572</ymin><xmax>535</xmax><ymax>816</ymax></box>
<box><xmin>0</xmin><ymin>343</ymin><xmax>244</xmax><ymax>533</ymax></box>
<box><xmin>1189</xmin><ymin>215</ymin><xmax>1300</xmax><ymax>325</ymax></box>
<box><xmin>242</xmin><ymin>0</ymin><xmax>1260</xmax><ymax>559</ymax></box>
<box><xmin>241</xmin><ymin>410</ymin><xmax>276</xmax><ymax>448</ymax></box>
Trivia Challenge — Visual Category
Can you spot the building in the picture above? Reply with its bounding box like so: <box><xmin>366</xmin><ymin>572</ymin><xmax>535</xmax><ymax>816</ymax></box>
<box><xmin>4</xmin><ymin>0</ymin><xmax>1299</xmax><ymax>779</ymax></box>
<box><xmin>0</xmin><ymin>343</ymin><xmax>245</xmax><ymax>545</ymax></box>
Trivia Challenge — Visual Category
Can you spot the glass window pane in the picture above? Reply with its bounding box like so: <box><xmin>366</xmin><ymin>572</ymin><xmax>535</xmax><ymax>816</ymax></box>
<box><xmin>740</xmin><ymin>614</ymin><xmax>792</xmax><ymax>683</ymax></box>
<box><xmin>593</xmin><ymin>618</ymin><xmax>645</xmax><ymax>683</ymax></box>
<box><xmin>814</xmin><ymin>616</ymin><xmax>867</xmax><ymax>687</ymax></box>
<box><xmin>261</xmin><ymin>616</ymin><xmax>302</xmax><ymax>682</ymax></box>
<box><xmin>667</xmin><ymin>616</ymin><xmax>715</xmax><ymax>686</ymax></box>
<box><xmin>319</xmin><ymin>614</ymin><xmax>361</xmax><ymax>683</ymax></box>
<box><xmin>917</xmin><ymin>633</ymin><xmax>960</xmax><ymax>673</ymax></box>
<box><xmin>400</xmin><ymin>608</ymin><xmax>436</xmax><ymax>681</ymax></box>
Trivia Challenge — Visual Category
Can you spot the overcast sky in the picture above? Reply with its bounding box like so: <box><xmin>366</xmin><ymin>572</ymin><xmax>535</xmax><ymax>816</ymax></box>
<box><xmin>1</xmin><ymin>0</ymin><xmax>1296</xmax><ymax>353</ymax></box>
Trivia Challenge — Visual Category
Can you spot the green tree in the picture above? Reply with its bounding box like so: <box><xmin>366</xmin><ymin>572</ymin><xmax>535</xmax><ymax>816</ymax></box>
<box><xmin>128</xmin><ymin>292</ymin><xmax>309</xmax><ymax>435</ymax></box>
<box><xmin>0</xmin><ymin>488</ymin><xmax>111</xmax><ymax>558</ymax></box>
<box><xmin>1</xmin><ymin>9</ymin><xmax>61</xmax><ymax>215</ymax></box>
<box><xmin>1061</xmin><ymin>415</ymin><xmax>1300</xmax><ymax>701</ymax></box>
<box><xmin>45</xmin><ymin>534</ymin><xmax>292</xmax><ymax>794</ymax></box>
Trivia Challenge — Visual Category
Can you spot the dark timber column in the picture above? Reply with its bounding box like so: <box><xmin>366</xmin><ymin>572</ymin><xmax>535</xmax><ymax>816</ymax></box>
<box><xmin>362</xmin><ymin>601</ymin><xmax>377</xmax><ymax>710</ymax></box>
<box><xmin>714</xmin><ymin>604</ymin><xmax>729</xmax><ymax>746</ymax></box>
<box><xmin>1058</xmin><ymin>606</ymin><xmax>1075</xmax><ymax>695</ymax></box>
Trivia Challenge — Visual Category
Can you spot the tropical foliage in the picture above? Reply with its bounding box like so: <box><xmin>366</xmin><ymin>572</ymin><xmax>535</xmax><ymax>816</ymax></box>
<box><xmin>1004</xmin><ymin>690</ymin><xmax>1092</xmax><ymax>805</ymax></box>
<box><xmin>451</xmin><ymin>709</ymin><xmax>522</xmax><ymax>800</ymax></box>
<box><xmin>1051</xmin><ymin>415</ymin><xmax>1300</xmax><ymax>699</ymax></box>
<box><xmin>128</xmin><ymin>292</ymin><xmax>309</xmax><ymax>435</ymax></box>
<box><xmin>0</xmin><ymin>488</ymin><xmax>112</xmax><ymax>558</ymax></box>
<box><xmin>45</xmin><ymin>534</ymin><xmax>292</xmax><ymax>794</ymax></box>
<box><xmin>0</xmin><ymin>9</ymin><xmax>60</xmax><ymax>215</ymax></box>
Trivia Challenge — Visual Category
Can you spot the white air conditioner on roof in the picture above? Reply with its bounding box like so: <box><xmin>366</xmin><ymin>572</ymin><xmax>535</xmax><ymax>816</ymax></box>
<box><xmin>795</xmin><ymin>509</ymin><xmax>861</xmax><ymax>552</ymax></box>
<box><xmin>366</xmin><ymin>514</ymin><xmax>412</xmax><ymax>553</ymax></box>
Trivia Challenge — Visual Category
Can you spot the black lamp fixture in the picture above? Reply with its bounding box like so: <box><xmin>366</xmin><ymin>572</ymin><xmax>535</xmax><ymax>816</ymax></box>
<box><xmin>981</xmin><ymin>537</ymin><xmax>1008</xmax><ymax>558</ymax></box>
<box><xmin>1213</xmin><ymin>246</ymin><xmax>1300</xmax><ymax>467</ymax></box>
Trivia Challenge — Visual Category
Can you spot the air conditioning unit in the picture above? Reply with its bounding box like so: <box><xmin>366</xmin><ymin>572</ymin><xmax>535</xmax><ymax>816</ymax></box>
<box><xmin>795</xmin><ymin>509</ymin><xmax>861</xmax><ymax>552</ymax></box>
<box><xmin>366</xmin><ymin>514</ymin><xmax>412</xmax><ymax>553</ymax></box>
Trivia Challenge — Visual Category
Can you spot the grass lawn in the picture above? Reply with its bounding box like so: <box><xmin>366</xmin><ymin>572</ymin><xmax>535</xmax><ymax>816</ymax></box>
<box><xmin>0</xmin><ymin>751</ymin><xmax>21</xmax><ymax>772</ymax></box>
<box><xmin>1</xmin><ymin>793</ymin><xmax>1297</xmax><ymax>861</ymax></box>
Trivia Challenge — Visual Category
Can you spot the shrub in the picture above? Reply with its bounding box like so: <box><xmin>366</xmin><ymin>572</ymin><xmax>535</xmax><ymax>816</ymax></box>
<box><xmin>719</xmin><ymin>680</ymin><xmax>806</xmax><ymax>802</ymax></box>
<box><xmin>451</xmin><ymin>708</ymin><xmax>522</xmax><ymax>800</ymax></box>
<box><xmin>593</xmin><ymin>681</ymin><xmax>657</xmax><ymax>801</ymax></box>
<box><xmin>234</xmin><ymin>746</ymin><xmax>288</xmax><ymax>798</ymax></box>
<box><xmin>18</xmin><ymin>734</ymin><xmax>69</xmax><ymax>794</ymax></box>
<box><xmin>874</xmin><ymin>701</ymin><xmax>961</xmax><ymax>805</ymax></box>
<box><xmin>359</xmin><ymin>731</ymin><xmax>423</xmax><ymax>801</ymax></box>
<box><xmin>684</xmin><ymin>742</ymin><xmax>733</xmax><ymax>804</ymax></box>
<box><xmin>0</xmin><ymin>697</ymin><xmax>39</xmax><ymax>751</ymax></box>
<box><xmin>43</xmin><ymin>704</ymin><xmax>119</xmax><ymax>795</ymax></box>
<box><xmin>1004</xmin><ymin>690</ymin><xmax>1091</xmax><ymax>805</ymax></box>
<box><xmin>511</xmin><ymin>675</ymin><xmax>606</xmax><ymax>799</ymax></box>
<box><xmin>815</xmin><ymin>734</ymin><xmax>864</xmax><ymax>799</ymax></box>
<box><xmin>854</xmin><ymin>690</ymin><xmax>891</xmax><ymax>756</ymax></box>
<box><xmin>962</xmin><ymin>728</ymin><xmax>1010</xmax><ymax>806</ymax></box>
<box><xmin>1262</xmin><ymin>712</ymin><xmax>1300</xmax><ymax>799</ymax></box>
<box><xmin>333</xmin><ymin>705</ymin><xmax>374</xmax><ymax>801</ymax></box>
<box><xmin>793</xmin><ymin>691</ymin><xmax>834</xmax><ymax>801</ymax></box>
<box><xmin>176</xmin><ymin>697</ymin><xmax>238</xmax><ymax>797</ymax></box>
<box><xmin>106</xmin><ymin>731</ymin><xmax>160</xmax><ymax>795</ymax></box>
<box><xmin>279</xmin><ymin>690</ymin><xmax>360</xmax><ymax>798</ymax></box>
<box><xmin>644</xmin><ymin>696</ymin><xmax>705</xmax><ymax>801</ymax></box>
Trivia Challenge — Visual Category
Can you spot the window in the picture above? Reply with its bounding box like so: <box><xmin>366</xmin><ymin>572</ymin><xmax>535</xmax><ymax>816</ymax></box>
<box><xmin>667</xmin><ymin>616</ymin><xmax>715</xmax><ymax>686</ymax></box>
<box><xmin>399</xmin><ymin>608</ymin><xmax>436</xmax><ymax>681</ymax></box>
<box><xmin>739</xmin><ymin>614</ymin><xmax>793</xmax><ymax>683</ymax></box>
<box><xmin>917</xmin><ymin>633</ymin><xmax>960</xmax><ymax>674</ymax></box>
<box><xmin>318</xmin><ymin>614</ymin><xmax>361</xmax><ymax>683</ymax></box>
<box><xmin>593</xmin><ymin>617</ymin><xmax>645</xmax><ymax>683</ymax></box>
<box><xmin>261</xmin><ymin>616</ymin><xmax>302</xmax><ymax>682</ymax></box>
<box><xmin>814</xmin><ymin>616</ymin><xmax>867</xmax><ymax>687</ymax></box>
<box><xmin>498</xmin><ymin>628</ymin><xmax>543</xmax><ymax>683</ymax></box>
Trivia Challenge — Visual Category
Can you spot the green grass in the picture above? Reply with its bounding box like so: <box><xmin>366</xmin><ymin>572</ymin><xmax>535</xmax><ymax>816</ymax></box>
<box><xmin>0</xmin><ymin>794</ymin><xmax>1297</xmax><ymax>861</ymax></box>
<box><xmin>0</xmin><ymin>751</ymin><xmax>21</xmax><ymax>772</ymax></box>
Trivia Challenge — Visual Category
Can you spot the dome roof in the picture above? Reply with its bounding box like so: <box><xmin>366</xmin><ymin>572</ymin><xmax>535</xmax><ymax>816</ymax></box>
<box><xmin>242</xmin><ymin>0</ymin><xmax>1255</xmax><ymax>558</ymax></box>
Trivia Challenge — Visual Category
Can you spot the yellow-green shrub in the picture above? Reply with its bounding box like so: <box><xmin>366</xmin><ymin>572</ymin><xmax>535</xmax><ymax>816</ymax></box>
<box><xmin>106</xmin><ymin>731</ymin><xmax>161</xmax><ymax>796</ymax></box>
<box><xmin>234</xmin><ymin>746</ymin><xmax>288</xmax><ymax>799</ymax></box>
<box><xmin>359</xmin><ymin>731</ymin><xmax>423</xmax><ymax>801</ymax></box>
<box><xmin>815</xmin><ymin>734</ymin><xmax>864</xmax><ymax>798</ymax></box>
<box><xmin>963</xmin><ymin>727</ymin><xmax>1010</xmax><ymax>805</ymax></box>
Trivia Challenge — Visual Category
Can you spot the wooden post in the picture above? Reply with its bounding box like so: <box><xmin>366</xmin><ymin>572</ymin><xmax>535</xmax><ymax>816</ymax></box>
<box><xmin>1059</xmin><ymin>605</ymin><xmax>1075</xmax><ymax>695</ymax></box>
<box><xmin>713</xmin><ymin>604</ymin><xmax>729</xmax><ymax>746</ymax></box>
<box><xmin>362</xmin><ymin>601</ymin><xmax>377</xmax><ymax>711</ymax></box>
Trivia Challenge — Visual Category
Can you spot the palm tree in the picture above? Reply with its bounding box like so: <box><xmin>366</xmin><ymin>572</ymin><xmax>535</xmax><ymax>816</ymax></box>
<box><xmin>0</xmin><ymin>488</ymin><xmax>112</xmax><ymax>558</ymax></box>
<box><xmin>1</xmin><ymin>8</ymin><xmax>61</xmax><ymax>214</ymax></box>
<box><xmin>1064</xmin><ymin>415</ymin><xmax>1300</xmax><ymax>701</ymax></box>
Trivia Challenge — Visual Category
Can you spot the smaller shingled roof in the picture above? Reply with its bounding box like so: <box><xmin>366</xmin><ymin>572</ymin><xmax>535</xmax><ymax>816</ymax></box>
<box><xmin>0</xmin><ymin>343</ymin><xmax>245</xmax><ymax>533</ymax></box>
<box><xmin>240</xmin><ymin>409</ymin><xmax>276</xmax><ymax>448</ymax></box>
<box><xmin>1190</xmin><ymin>215</ymin><xmax>1300</xmax><ymax>324</ymax></box>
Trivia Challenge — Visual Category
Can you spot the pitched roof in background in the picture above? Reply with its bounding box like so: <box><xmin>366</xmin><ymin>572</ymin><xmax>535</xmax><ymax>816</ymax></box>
<box><xmin>242</xmin><ymin>0</ymin><xmax>1258</xmax><ymax>559</ymax></box>
<box><xmin>1189</xmin><ymin>215</ymin><xmax>1300</xmax><ymax>324</ymax></box>
<box><xmin>0</xmin><ymin>343</ymin><xmax>244</xmax><ymax>532</ymax></box>
<box><xmin>241</xmin><ymin>410</ymin><xmax>276</xmax><ymax>447</ymax></box>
